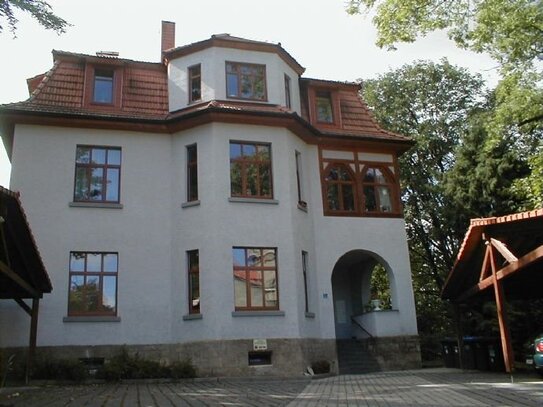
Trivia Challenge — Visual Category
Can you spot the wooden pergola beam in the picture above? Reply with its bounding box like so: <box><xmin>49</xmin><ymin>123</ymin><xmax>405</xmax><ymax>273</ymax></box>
<box><xmin>456</xmin><ymin>244</ymin><xmax>543</xmax><ymax>301</ymax></box>
<box><xmin>489</xmin><ymin>244</ymin><xmax>514</xmax><ymax>373</ymax></box>
<box><xmin>0</xmin><ymin>259</ymin><xmax>40</xmax><ymax>298</ymax></box>
<box><xmin>490</xmin><ymin>238</ymin><xmax>518</xmax><ymax>263</ymax></box>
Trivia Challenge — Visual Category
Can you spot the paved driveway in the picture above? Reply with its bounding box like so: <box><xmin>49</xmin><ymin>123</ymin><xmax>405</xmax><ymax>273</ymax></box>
<box><xmin>0</xmin><ymin>368</ymin><xmax>542</xmax><ymax>406</ymax></box>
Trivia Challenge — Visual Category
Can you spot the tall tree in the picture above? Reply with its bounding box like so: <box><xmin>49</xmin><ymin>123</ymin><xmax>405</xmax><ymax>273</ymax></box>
<box><xmin>347</xmin><ymin>0</ymin><xmax>543</xmax><ymax>205</ymax></box>
<box><xmin>0</xmin><ymin>0</ymin><xmax>68</xmax><ymax>34</ymax></box>
<box><xmin>363</xmin><ymin>60</ymin><xmax>485</xmax><ymax>290</ymax></box>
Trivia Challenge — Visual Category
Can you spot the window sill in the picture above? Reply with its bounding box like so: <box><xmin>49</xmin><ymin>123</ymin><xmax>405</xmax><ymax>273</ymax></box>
<box><xmin>69</xmin><ymin>202</ymin><xmax>123</xmax><ymax>209</ymax></box>
<box><xmin>63</xmin><ymin>316</ymin><xmax>121</xmax><ymax>323</ymax></box>
<box><xmin>181</xmin><ymin>200</ymin><xmax>201</xmax><ymax>208</ymax></box>
<box><xmin>232</xmin><ymin>310</ymin><xmax>285</xmax><ymax>317</ymax></box>
<box><xmin>183</xmin><ymin>313</ymin><xmax>203</xmax><ymax>321</ymax></box>
<box><xmin>305</xmin><ymin>312</ymin><xmax>315</xmax><ymax>319</ymax></box>
<box><xmin>229</xmin><ymin>197</ymin><xmax>279</xmax><ymax>205</ymax></box>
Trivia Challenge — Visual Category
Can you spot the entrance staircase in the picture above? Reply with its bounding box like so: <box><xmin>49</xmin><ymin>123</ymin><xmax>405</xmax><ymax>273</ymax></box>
<box><xmin>336</xmin><ymin>339</ymin><xmax>382</xmax><ymax>374</ymax></box>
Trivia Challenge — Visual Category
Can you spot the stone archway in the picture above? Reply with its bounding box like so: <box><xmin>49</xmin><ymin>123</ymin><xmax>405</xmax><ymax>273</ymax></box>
<box><xmin>331</xmin><ymin>249</ymin><xmax>396</xmax><ymax>339</ymax></box>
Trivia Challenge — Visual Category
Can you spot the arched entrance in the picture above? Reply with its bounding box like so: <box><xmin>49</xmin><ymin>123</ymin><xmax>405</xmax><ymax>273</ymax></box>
<box><xmin>331</xmin><ymin>250</ymin><xmax>395</xmax><ymax>339</ymax></box>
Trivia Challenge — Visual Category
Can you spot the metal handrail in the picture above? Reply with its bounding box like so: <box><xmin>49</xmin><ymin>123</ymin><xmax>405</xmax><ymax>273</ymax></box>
<box><xmin>351</xmin><ymin>316</ymin><xmax>373</xmax><ymax>339</ymax></box>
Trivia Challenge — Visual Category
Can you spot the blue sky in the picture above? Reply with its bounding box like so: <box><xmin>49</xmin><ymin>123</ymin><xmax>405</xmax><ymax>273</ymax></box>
<box><xmin>0</xmin><ymin>0</ymin><xmax>499</xmax><ymax>187</ymax></box>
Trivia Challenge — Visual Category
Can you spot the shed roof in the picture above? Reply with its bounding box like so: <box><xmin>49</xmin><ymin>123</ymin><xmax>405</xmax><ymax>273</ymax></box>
<box><xmin>0</xmin><ymin>187</ymin><xmax>51</xmax><ymax>299</ymax></box>
<box><xmin>442</xmin><ymin>209</ymin><xmax>543</xmax><ymax>302</ymax></box>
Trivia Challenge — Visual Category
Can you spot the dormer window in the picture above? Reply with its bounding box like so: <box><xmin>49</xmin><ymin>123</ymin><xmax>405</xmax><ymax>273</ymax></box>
<box><xmin>316</xmin><ymin>91</ymin><xmax>333</xmax><ymax>123</ymax></box>
<box><xmin>93</xmin><ymin>69</ymin><xmax>114</xmax><ymax>104</ymax></box>
<box><xmin>226</xmin><ymin>62</ymin><xmax>267</xmax><ymax>101</ymax></box>
<box><xmin>188</xmin><ymin>64</ymin><xmax>201</xmax><ymax>103</ymax></box>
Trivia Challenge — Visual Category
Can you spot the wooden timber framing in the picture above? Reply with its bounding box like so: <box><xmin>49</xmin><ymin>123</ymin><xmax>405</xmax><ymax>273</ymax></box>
<box><xmin>442</xmin><ymin>209</ymin><xmax>543</xmax><ymax>374</ymax></box>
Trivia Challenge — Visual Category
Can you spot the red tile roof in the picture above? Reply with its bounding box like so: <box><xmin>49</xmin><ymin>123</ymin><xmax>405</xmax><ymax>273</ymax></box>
<box><xmin>0</xmin><ymin>45</ymin><xmax>411</xmax><ymax>148</ymax></box>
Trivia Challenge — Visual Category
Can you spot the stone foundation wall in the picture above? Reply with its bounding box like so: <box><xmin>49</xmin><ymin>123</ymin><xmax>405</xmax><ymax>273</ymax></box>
<box><xmin>367</xmin><ymin>336</ymin><xmax>421</xmax><ymax>370</ymax></box>
<box><xmin>2</xmin><ymin>336</ymin><xmax>420</xmax><ymax>377</ymax></box>
<box><xmin>1</xmin><ymin>338</ymin><xmax>338</xmax><ymax>377</ymax></box>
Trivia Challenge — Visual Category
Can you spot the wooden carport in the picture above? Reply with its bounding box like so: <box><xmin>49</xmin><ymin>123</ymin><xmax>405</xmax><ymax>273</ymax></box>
<box><xmin>442</xmin><ymin>209</ymin><xmax>543</xmax><ymax>373</ymax></box>
<box><xmin>0</xmin><ymin>186</ymin><xmax>51</xmax><ymax>383</ymax></box>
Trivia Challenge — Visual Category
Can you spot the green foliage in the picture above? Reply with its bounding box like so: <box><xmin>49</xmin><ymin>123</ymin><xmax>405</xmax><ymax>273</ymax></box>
<box><xmin>31</xmin><ymin>358</ymin><xmax>88</xmax><ymax>382</ymax></box>
<box><xmin>169</xmin><ymin>359</ymin><xmax>197</xmax><ymax>380</ymax></box>
<box><xmin>369</xmin><ymin>264</ymin><xmax>391</xmax><ymax>309</ymax></box>
<box><xmin>310</xmin><ymin>360</ymin><xmax>331</xmax><ymax>374</ymax></box>
<box><xmin>347</xmin><ymin>0</ymin><xmax>543</xmax><ymax>182</ymax></box>
<box><xmin>363</xmin><ymin>59</ymin><xmax>486</xmax><ymax>290</ymax></box>
<box><xmin>0</xmin><ymin>0</ymin><xmax>69</xmax><ymax>35</ymax></box>
<box><xmin>98</xmin><ymin>347</ymin><xmax>196</xmax><ymax>382</ymax></box>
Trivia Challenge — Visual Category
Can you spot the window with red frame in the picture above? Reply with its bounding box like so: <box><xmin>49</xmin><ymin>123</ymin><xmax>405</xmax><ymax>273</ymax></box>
<box><xmin>362</xmin><ymin>167</ymin><xmax>395</xmax><ymax>213</ymax></box>
<box><xmin>74</xmin><ymin>146</ymin><xmax>121</xmax><ymax>203</ymax></box>
<box><xmin>230</xmin><ymin>142</ymin><xmax>273</xmax><ymax>198</ymax></box>
<box><xmin>324</xmin><ymin>164</ymin><xmax>356</xmax><ymax>212</ymax></box>
<box><xmin>233</xmin><ymin>247</ymin><xmax>278</xmax><ymax>310</ymax></box>
<box><xmin>68</xmin><ymin>252</ymin><xmax>118</xmax><ymax>316</ymax></box>
<box><xmin>226</xmin><ymin>62</ymin><xmax>267</xmax><ymax>101</ymax></box>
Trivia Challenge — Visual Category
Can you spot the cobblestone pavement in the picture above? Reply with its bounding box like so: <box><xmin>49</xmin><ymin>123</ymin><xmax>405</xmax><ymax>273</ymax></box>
<box><xmin>1</xmin><ymin>369</ymin><xmax>542</xmax><ymax>406</ymax></box>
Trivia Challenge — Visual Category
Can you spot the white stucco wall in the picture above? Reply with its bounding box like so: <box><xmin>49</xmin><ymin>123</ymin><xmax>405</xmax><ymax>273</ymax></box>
<box><xmin>168</xmin><ymin>47</ymin><xmax>301</xmax><ymax>114</ymax></box>
<box><xmin>0</xmin><ymin>121</ymin><xmax>417</xmax><ymax>350</ymax></box>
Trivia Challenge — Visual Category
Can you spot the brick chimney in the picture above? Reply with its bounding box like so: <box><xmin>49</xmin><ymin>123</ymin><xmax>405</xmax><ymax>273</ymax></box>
<box><xmin>161</xmin><ymin>21</ymin><xmax>175</xmax><ymax>54</ymax></box>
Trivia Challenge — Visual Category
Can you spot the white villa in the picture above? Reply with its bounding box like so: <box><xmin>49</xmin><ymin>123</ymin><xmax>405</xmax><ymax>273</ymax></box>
<box><xmin>0</xmin><ymin>21</ymin><xmax>420</xmax><ymax>376</ymax></box>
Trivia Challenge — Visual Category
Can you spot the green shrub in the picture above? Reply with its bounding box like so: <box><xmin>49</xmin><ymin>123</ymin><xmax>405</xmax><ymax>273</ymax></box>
<box><xmin>311</xmin><ymin>360</ymin><xmax>331</xmax><ymax>374</ymax></box>
<box><xmin>98</xmin><ymin>347</ymin><xmax>169</xmax><ymax>382</ymax></box>
<box><xmin>31</xmin><ymin>358</ymin><xmax>88</xmax><ymax>382</ymax></box>
<box><xmin>169</xmin><ymin>359</ymin><xmax>197</xmax><ymax>379</ymax></box>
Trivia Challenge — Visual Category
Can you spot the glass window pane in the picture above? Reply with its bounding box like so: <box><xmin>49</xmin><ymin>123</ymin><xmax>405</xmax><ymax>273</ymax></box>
<box><xmin>106</xmin><ymin>168</ymin><xmax>119</xmax><ymax>202</ymax></box>
<box><xmin>262</xmin><ymin>249</ymin><xmax>276</xmax><ymax>267</ymax></box>
<box><xmin>103</xmin><ymin>253</ymin><xmax>118</xmax><ymax>273</ymax></box>
<box><xmin>364</xmin><ymin>186</ymin><xmax>377</xmax><ymax>211</ymax></box>
<box><xmin>190</xmin><ymin>273</ymin><xmax>200</xmax><ymax>311</ymax></box>
<box><xmin>260</xmin><ymin>165</ymin><xmax>271</xmax><ymax>197</ymax></box>
<box><xmin>91</xmin><ymin>148</ymin><xmax>106</xmax><ymax>164</ymax></box>
<box><xmin>234</xmin><ymin>273</ymin><xmax>247</xmax><ymax>307</ymax></box>
<box><xmin>246</xmin><ymin>164</ymin><xmax>258</xmax><ymax>196</ymax></box>
<box><xmin>374</xmin><ymin>168</ymin><xmax>386</xmax><ymax>183</ymax></box>
<box><xmin>364</xmin><ymin>168</ymin><xmax>376</xmax><ymax>182</ymax></box>
<box><xmin>230</xmin><ymin>162</ymin><xmax>243</xmax><ymax>196</ymax></box>
<box><xmin>233</xmin><ymin>248</ymin><xmax>246</xmax><ymax>267</ymax></box>
<box><xmin>339</xmin><ymin>167</ymin><xmax>351</xmax><ymax>181</ymax></box>
<box><xmin>247</xmin><ymin>248</ymin><xmax>261</xmax><ymax>267</ymax></box>
<box><xmin>74</xmin><ymin>168</ymin><xmax>89</xmax><ymax>200</ymax></box>
<box><xmin>327</xmin><ymin>184</ymin><xmax>339</xmax><ymax>210</ymax></box>
<box><xmin>378</xmin><ymin>186</ymin><xmax>392</xmax><ymax>212</ymax></box>
<box><xmin>242</xmin><ymin>144</ymin><xmax>256</xmax><ymax>157</ymax></box>
<box><xmin>85</xmin><ymin>276</ymin><xmax>100</xmax><ymax>312</ymax></box>
<box><xmin>263</xmin><ymin>269</ymin><xmax>277</xmax><ymax>307</ymax></box>
<box><xmin>256</xmin><ymin>144</ymin><xmax>270</xmax><ymax>159</ymax></box>
<box><xmin>94</xmin><ymin>72</ymin><xmax>113</xmax><ymax>104</ymax></box>
<box><xmin>227</xmin><ymin>73</ymin><xmax>238</xmax><ymax>97</ymax></box>
<box><xmin>226</xmin><ymin>63</ymin><xmax>237</xmax><ymax>74</ymax></box>
<box><xmin>70</xmin><ymin>252</ymin><xmax>86</xmax><ymax>272</ymax></box>
<box><xmin>102</xmin><ymin>276</ymin><xmax>116</xmax><ymax>312</ymax></box>
<box><xmin>69</xmin><ymin>275</ymin><xmax>85</xmax><ymax>312</ymax></box>
<box><xmin>316</xmin><ymin>93</ymin><xmax>333</xmax><ymax>123</ymax></box>
<box><xmin>90</xmin><ymin>168</ymin><xmax>103</xmax><ymax>200</ymax></box>
<box><xmin>254</xmin><ymin>77</ymin><xmax>265</xmax><ymax>100</ymax></box>
<box><xmin>107</xmin><ymin>149</ymin><xmax>121</xmax><ymax>165</ymax></box>
<box><xmin>188</xmin><ymin>250</ymin><xmax>199</xmax><ymax>270</ymax></box>
<box><xmin>241</xmin><ymin>76</ymin><xmax>252</xmax><ymax>98</ymax></box>
<box><xmin>76</xmin><ymin>147</ymin><xmax>91</xmax><ymax>163</ymax></box>
<box><xmin>342</xmin><ymin>185</ymin><xmax>355</xmax><ymax>211</ymax></box>
<box><xmin>187</xmin><ymin>145</ymin><xmax>197</xmax><ymax>162</ymax></box>
<box><xmin>249</xmin><ymin>270</ymin><xmax>264</xmax><ymax>307</ymax></box>
<box><xmin>87</xmin><ymin>253</ymin><xmax>102</xmax><ymax>272</ymax></box>
<box><xmin>230</xmin><ymin>143</ymin><xmax>242</xmax><ymax>159</ymax></box>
